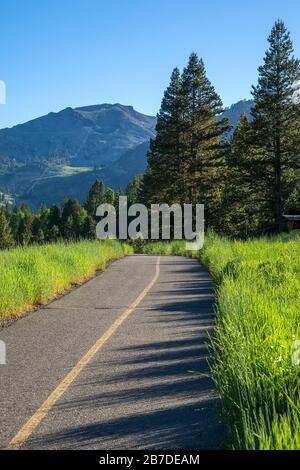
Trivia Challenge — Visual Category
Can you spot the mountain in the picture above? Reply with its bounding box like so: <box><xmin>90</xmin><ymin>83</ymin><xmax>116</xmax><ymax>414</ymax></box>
<box><xmin>0</xmin><ymin>100</ymin><xmax>253</xmax><ymax>209</ymax></box>
<box><xmin>222</xmin><ymin>99</ymin><xmax>253</xmax><ymax>128</ymax></box>
<box><xmin>0</xmin><ymin>103</ymin><xmax>156</xmax><ymax>165</ymax></box>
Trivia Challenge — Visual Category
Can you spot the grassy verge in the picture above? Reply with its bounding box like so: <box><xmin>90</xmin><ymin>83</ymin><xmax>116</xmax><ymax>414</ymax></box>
<box><xmin>0</xmin><ymin>239</ymin><xmax>132</xmax><ymax>321</ymax></box>
<box><xmin>201</xmin><ymin>232</ymin><xmax>300</xmax><ymax>449</ymax></box>
<box><xmin>138</xmin><ymin>235</ymin><xmax>300</xmax><ymax>449</ymax></box>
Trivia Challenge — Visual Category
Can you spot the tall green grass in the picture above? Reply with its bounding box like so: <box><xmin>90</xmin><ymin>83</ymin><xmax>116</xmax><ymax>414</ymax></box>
<box><xmin>131</xmin><ymin>239</ymin><xmax>187</xmax><ymax>256</ymax></box>
<box><xmin>201</xmin><ymin>232</ymin><xmax>300</xmax><ymax>449</ymax></box>
<box><xmin>139</xmin><ymin>235</ymin><xmax>300</xmax><ymax>449</ymax></box>
<box><xmin>0</xmin><ymin>240</ymin><xmax>132</xmax><ymax>320</ymax></box>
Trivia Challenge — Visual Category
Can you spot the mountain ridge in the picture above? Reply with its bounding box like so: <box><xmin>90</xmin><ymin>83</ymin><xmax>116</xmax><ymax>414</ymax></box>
<box><xmin>0</xmin><ymin>100</ymin><xmax>253</xmax><ymax>208</ymax></box>
<box><xmin>0</xmin><ymin>103</ymin><xmax>156</xmax><ymax>165</ymax></box>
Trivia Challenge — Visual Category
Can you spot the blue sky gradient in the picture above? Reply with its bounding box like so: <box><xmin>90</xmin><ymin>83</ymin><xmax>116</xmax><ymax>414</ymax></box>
<box><xmin>1</xmin><ymin>0</ymin><xmax>300</xmax><ymax>127</ymax></box>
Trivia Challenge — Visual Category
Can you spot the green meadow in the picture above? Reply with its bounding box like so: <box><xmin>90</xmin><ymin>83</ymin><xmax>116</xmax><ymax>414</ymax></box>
<box><xmin>0</xmin><ymin>240</ymin><xmax>132</xmax><ymax>321</ymax></box>
<box><xmin>200</xmin><ymin>233</ymin><xmax>300</xmax><ymax>449</ymax></box>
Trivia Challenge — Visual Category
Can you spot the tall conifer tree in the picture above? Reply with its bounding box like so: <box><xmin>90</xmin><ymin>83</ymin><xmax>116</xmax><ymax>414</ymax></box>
<box><xmin>0</xmin><ymin>208</ymin><xmax>14</xmax><ymax>250</ymax></box>
<box><xmin>251</xmin><ymin>20</ymin><xmax>300</xmax><ymax>231</ymax></box>
<box><xmin>84</xmin><ymin>180</ymin><xmax>107</xmax><ymax>217</ymax></box>
<box><xmin>144</xmin><ymin>67</ymin><xmax>183</xmax><ymax>204</ymax></box>
<box><xmin>222</xmin><ymin>114</ymin><xmax>263</xmax><ymax>236</ymax></box>
<box><xmin>144</xmin><ymin>55</ymin><xmax>229</xmax><ymax>231</ymax></box>
<box><xmin>180</xmin><ymin>53</ymin><xmax>230</xmax><ymax>220</ymax></box>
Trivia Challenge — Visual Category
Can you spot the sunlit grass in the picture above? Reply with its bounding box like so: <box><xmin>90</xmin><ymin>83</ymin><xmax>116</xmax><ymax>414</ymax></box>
<box><xmin>133</xmin><ymin>239</ymin><xmax>187</xmax><ymax>256</ymax></box>
<box><xmin>0</xmin><ymin>239</ymin><xmax>132</xmax><ymax>320</ymax></box>
<box><xmin>200</xmin><ymin>232</ymin><xmax>300</xmax><ymax>449</ymax></box>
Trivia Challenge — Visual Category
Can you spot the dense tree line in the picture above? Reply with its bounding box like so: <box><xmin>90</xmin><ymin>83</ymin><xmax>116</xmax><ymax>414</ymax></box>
<box><xmin>143</xmin><ymin>20</ymin><xmax>300</xmax><ymax>237</ymax></box>
<box><xmin>0</xmin><ymin>179</ymin><xmax>130</xmax><ymax>250</ymax></box>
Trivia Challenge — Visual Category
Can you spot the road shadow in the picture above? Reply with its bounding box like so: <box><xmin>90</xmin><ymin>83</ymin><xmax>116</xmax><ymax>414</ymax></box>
<box><xmin>25</xmin><ymin>257</ymin><xmax>224</xmax><ymax>450</ymax></box>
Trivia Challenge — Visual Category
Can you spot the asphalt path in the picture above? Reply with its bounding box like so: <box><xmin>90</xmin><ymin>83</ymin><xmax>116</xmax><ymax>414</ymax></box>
<box><xmin>0</xmin><ymin>255</ymin><xmax>223</xmax><ymax>449</ymax></box>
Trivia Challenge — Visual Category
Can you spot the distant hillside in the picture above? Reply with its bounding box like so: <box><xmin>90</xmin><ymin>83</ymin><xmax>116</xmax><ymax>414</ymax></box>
<box><xmin>0</xmin><ymin>103</ymin><xmax>156</xmax><ymax>166</ymax></box>
<box><xmin>221</xmin><ymin>99</ymin><xmax>253</xmax><ymax>128</ymax></box>
<box><xmin>0</xmin><ymin>100</ymin><xmax>254</xmax><ymax>209</ymax></box>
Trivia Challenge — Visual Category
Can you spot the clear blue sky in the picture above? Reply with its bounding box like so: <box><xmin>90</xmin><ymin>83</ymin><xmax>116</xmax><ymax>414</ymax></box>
<box><xmin>1</xmin><ymin>0</ymin><xmax>300</xmax><ymax>128</ymax></box>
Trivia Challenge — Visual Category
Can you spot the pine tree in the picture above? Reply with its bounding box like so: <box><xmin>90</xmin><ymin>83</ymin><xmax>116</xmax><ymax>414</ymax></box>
<box><xmin>16</xmin><ymin>206</ymin><xmax>33</xmax><ymax>245</ymax></box>
<box><xmin>61</xmin><ymin>199</ymin><xmax>86</xmax><ymax>239</ymax></box>
<box><xmin>82</xmin><ymin>215</ymin><xmax>96</xmax><ymax>239</ymax></box>
<box><xmin>113</xmin><ymin>188</ymin><xmax>125</xmax><ymax>207</ymax></box>
<box><xmin>73</xmin><ymin>207</ymin><xmax>87</xmax><ymax>239</ymax></box>
<box><xmin>10</xmin><ymin>207</ymin><xmax>22</xmax><ymax>243</ymax></box>
<box><xmin>222</xmin><ymin>114</ymin><xmax>264</xmax><ymax>236</ymax></box>
<box><xmin>31</xmin><ymin>217</ymin><xmax>45</xmax><ymax>244</ymax></box>
<box><xmin>84</xmin><ymin>180</ymin><xmax>107</xmax><ymax>217</ymax></box>
<box><xmin>62</xmin><ymin>216</ymin><xmax>74</xmax><ymax>241</ymax></box>
<box><xmin>180</xmin><ymin>52</ymin><xmax>230</xmax><ymax>221</ymax></box>
<box><xmin>17</xmin><ymin>216</ymin><xmax>31</xmax><ymax>245</ymax></box>
<box><xmin>251</xmin><ymin>20</ymin><xmax>300</xmax><ymax>231</ymax></box>
<box><xmin>36</xmin><ymin>228</ymin><xmax>45</xmax><ymax>244</ymax></box>
<box><xmin>144</xmin><ymin>67</ymin><xmax>184</xmax><ymax>204</ymax></box>
<box><xmin>37</xmin><ymin>205</ymin><xmax>50</xmax><ymax>237</ymax></box>
<box><xmin>144</xmin><ymin>54</ymin><xmax>230</xmax><ymax>231</ymax></box>
<box><xmin>104</xmin><ymin>188</ymin><xmax>115</xmax><ymax>205</ymax></box>
<box><xmin>0</xmin><ymin>208</ymin><xmax>14</xmax><ymax>250</ymax></box>
<box><xmin>48</xmin><ymin>205</ymin><xmax>61</xmax><ymax>230</ymax></box>
<box><xmin>126</xmin><ymin>174</ymin><xmax>143</xmax><ymax>205</ymax></box>
<box><xmin>48</xmin><ymin>225</ymin><xmax>60</xmax><ymax>242</ymax></box>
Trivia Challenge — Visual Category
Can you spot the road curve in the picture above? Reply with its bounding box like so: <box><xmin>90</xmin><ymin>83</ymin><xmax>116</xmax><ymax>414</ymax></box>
<box><xmin>0</xmin><ymin>255</ymin><xmax>223</xmax><ymax>449</ymax></box>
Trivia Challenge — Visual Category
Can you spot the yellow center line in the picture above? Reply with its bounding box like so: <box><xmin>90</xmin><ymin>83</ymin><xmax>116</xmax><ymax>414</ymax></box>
<box><xmin>6</xmin><ymin>256</ymin><xmax>161</xmax><ymax>450</ymax></box>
